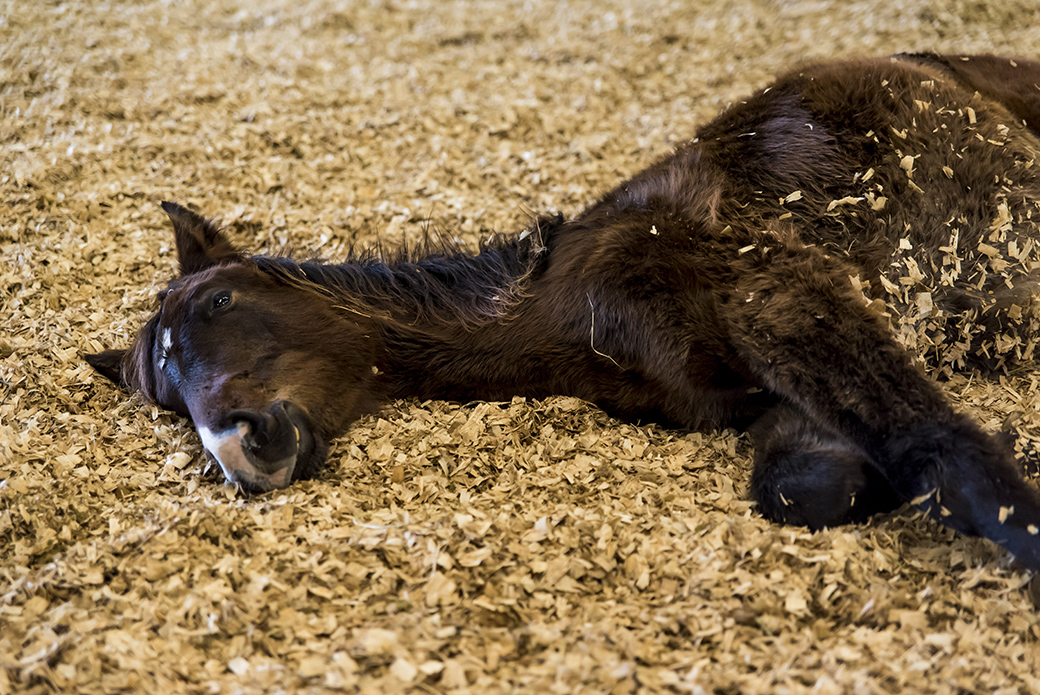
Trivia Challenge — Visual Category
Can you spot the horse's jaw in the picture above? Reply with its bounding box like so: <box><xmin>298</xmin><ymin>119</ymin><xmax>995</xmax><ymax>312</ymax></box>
<box><xmin>197</xmin><ymin>420</ymin><xmax>297</xmax><ymax>492</ymax></box>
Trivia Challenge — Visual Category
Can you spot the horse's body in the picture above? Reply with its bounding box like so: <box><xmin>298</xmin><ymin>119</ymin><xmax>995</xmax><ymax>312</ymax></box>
<box><xmin>88</xmin><ymin>54</ymin><xmax>1040</xmax><ymax>569</ymax></box>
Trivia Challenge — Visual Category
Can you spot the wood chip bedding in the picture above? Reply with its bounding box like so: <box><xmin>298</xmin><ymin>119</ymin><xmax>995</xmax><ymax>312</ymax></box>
<box><xmin>3</xmin><ymin>1</ymin><xmax>1040</xmax><ymax>693</ymax></box>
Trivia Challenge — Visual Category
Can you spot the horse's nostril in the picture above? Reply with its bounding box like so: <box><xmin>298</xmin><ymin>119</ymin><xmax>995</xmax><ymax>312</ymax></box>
<box><xmin>222</xmin><ymin>402</ymin><xmax>303</xmax><ymax>466</ymax></box>
<box><xmin>225</xmin><ymin>409</ymin><xmax>268</xmax><ymax>446</ymax></box>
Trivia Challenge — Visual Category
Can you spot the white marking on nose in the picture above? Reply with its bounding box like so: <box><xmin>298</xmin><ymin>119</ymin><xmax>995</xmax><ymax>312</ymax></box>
<box><xmin>161</xmin><ymin>327</ymin><xmax>173</xmax><ymax>352</ymax></box>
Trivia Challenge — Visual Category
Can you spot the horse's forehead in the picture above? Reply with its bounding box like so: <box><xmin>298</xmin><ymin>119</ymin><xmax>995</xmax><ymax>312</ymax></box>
<box><xmin>175</xmin><ymin>263</ymin><xmax>255</xmax><ymax>291</ymax></box>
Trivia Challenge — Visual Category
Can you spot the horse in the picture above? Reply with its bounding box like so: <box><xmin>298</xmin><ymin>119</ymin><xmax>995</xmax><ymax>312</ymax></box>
<box><xmin>87</xmin><ymin>53</ymin><xmax>1040</xmax><ymax>569</ymax></box>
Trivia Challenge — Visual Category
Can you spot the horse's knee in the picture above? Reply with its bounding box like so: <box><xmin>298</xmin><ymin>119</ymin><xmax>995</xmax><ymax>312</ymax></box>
<box><xmin>749</xmin><ymin>409</ymin><xmax>901</xmax><ymax>529</ymax></box>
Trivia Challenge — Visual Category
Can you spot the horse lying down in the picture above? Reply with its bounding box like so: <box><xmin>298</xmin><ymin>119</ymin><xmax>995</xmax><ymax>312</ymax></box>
<box><xmin>88</xmin><ymin>53</ymin><xmax>1040</xmax><ymax>569</ymax></box>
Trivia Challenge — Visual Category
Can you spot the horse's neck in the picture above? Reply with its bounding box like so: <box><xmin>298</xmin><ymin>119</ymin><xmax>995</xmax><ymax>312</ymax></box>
<box><xmin>376</xmin><ymin>298</ymin><xmax>573</xmax><ymax>403</ymax></box>
<box><xmin>319</xmin><ymin>236</ymin><xmax>577</xmax><ymax>402</ymax></box>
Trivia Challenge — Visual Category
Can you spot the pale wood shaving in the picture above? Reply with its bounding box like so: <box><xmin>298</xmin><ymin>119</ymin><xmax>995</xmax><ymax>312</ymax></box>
<box><xmin>3</xmin><ymin>1</ymin><xmax>1040</xmax><ymax>694</ymax></box>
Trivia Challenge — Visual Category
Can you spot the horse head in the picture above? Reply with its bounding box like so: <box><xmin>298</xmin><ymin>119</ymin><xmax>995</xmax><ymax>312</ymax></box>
<box><xmin>87</xmin><ymin>203</ymin><xmax>382</xmax><ymax>491</ymax></box>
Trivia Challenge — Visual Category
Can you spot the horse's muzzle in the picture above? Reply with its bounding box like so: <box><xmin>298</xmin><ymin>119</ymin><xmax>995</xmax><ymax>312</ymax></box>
<box><xmin>197</xmin><ymin>400</ymin><xmax>320</xmax><ymax>491</ymax></box>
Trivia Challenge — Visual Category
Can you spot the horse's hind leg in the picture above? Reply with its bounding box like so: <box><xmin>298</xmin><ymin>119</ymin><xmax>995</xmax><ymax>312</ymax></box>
<box><xmin>724</xmin><ymin>240</ymin><xmax>1040</xmax><ymax>568</ymax></box>
<box><xmin>749</xmin><ymin>404</ymin><xmax>901</xmax><ymax>530</ymax></box>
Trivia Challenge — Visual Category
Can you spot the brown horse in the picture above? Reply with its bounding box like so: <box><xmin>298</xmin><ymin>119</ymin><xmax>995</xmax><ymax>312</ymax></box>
<box><xmin>88</xmin><ymin>54</ymin><xmax>1040</xmax><ymax>569</ymax></box>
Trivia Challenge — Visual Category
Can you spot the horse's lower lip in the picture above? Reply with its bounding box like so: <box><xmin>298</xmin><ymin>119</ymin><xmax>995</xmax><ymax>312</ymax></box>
<box><xmin>227</xmin><ymin>464</ymin><xmax>294</xmax><ymax>492</ymax></box>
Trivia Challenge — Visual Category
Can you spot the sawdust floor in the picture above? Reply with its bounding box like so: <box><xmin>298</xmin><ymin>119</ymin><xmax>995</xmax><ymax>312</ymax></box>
<box><xmin>3</xmin><ymin>0</ymin><xmax>1040</xmax><ymax>693</ymax></box>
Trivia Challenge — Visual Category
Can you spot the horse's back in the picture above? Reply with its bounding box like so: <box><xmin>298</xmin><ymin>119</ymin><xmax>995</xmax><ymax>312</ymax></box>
<box><xmin>895</xmin><ymin>53</ymin><xmax>1040</xmax><ymax>136</ymax></box>
<box><xmin>689</xmin><ymin>55</ymin><xmax>1040</xmax><ymax>369</ymax></box>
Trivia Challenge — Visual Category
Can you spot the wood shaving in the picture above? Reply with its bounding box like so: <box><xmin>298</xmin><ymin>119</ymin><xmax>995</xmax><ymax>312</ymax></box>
<box><xmin>3</xmin><ymin>1</ymin><xmax>1040</xmax><ymax>694</ymax></box>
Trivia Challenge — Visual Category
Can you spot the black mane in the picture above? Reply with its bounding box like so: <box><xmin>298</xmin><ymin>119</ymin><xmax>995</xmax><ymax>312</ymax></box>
<box><xmin>252</xmin><ymin>214</ymin><xmax>562</xmax><ymax>328</ymax></box>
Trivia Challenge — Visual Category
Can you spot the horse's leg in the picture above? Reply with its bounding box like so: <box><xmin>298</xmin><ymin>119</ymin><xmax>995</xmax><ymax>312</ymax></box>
<box><xmin>748</xmin><ymin>404</ymin><xmax>901</xmax><ymax>530</ymax></box>
<box><xmin>724</xmin><ymin>241</ymin><xmax>1040</xmax><ymax>568</ymax></box>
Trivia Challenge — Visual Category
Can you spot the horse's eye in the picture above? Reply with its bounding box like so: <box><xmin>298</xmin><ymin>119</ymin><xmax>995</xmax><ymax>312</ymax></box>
<box><xmin>212</xmin><ymin>290</ymin><xmax>233</xmax><ymax>311</ymax></box>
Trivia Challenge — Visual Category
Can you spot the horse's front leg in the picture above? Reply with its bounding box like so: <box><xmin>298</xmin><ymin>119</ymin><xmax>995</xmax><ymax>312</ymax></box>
<box><xmin>723</xmin><ymin>241</ymin><xmax>1040</xmax><ymax>568</ymax></box>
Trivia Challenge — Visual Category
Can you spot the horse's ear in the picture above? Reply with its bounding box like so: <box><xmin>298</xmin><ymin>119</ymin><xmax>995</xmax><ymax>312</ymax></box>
<box><xmin>161</xmin><ymin>201</ymin><xmax>240</xmax><ymax>276</ymax></box>
<box><xmin>85</xmin><ymin>349</ymin><xmax>127</xmax><ymax>386</ymax></box>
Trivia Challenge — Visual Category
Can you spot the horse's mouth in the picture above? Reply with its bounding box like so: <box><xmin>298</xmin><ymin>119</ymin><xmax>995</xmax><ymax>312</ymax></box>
<box><xmin>197</xmin><ymin>400</ymin><xmax>327</xmax><ymax>492</ymax></box>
